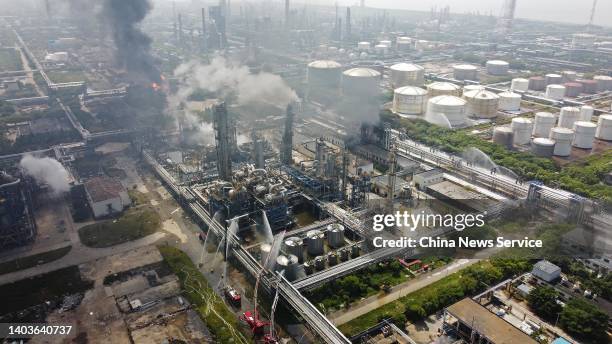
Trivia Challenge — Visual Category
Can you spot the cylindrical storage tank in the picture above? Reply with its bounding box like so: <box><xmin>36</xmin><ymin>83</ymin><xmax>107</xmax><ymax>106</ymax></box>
<box><xmin>545</xmin><ymin>84</ymin><xmax>565</xmax><ymax>100</ymax></box>
<box><xmin>350</xmin><ymin>245</ymin><xmax>360</xmax><ymax>258</ymax></box>
<box><xmin>562</xmin><ymin>71</ymin><xmax>577</xmax><ymax>82</ymax></box>
<box><xmin>342</xmin><ymin>68</ymin><xmax>381</xmax><ymax>98</ymax></box>
<box><xmin>303</xmin><ymin>261</ymin><xmax>314</xmax><ymax>275</ymax></box>
<box><xmin>260</xmin><ymin>243</ymin><xmax>272</xmax><ymax>265</ymax></box>
<box><xmin>453</xmin><ymin>64</ymin><xmax>478</xmax><ymax>81</ymax></box>
<box><xmin>306</xmin><ymin>230</ymin><xmax>325</xmax><ymax>256</ymax></box>
<box><xmin>374</xmin><ymin>44</ymin><xmax>388</xmax><ymax>55</ymax></box>
<box><xmin>389</xmin><ymin>63</ymin><xmax>425</xmax><ymax>87</ymax></box>
<box><xmin>493</xmin><ymin>126</ymin><xmax>514</xmax><ymax>149</ymax></box>
<box><xmin>357</xmin><ymin>41</ymin><xmax>371</xmax><ymax>51</ymax></box>
<box><xmin>328</xmin><ymin>253</ymin><xmax>338</xmax><ymax>266</ymax></box>
<box><xmin>314</xmin><ymin>256</ymin><xmax>325</xmax><ymax>271</ymax></box>
<box><xmin>511</xmin><ymin>118</ymin><xmax>533</xmax><ymax>145</ymax></box>
<box><xmin>415</xmin><ymin>40</ymin><xmax>429</xmax><ymax>50</ymax></box>
<box><xmin>529</xmin><ymin>76</ymin><xmax>546</xmax><ymax>91</ymax></box>
<box><xmin>578</xmin><ymin>79</ymin><xmax>598</xmax><ymax>94</ymax></box>
<box><xmin>531</xmin><ymin>138</ymin><xmax>556</xmax><ymax>158</ymax></box>
<box><xmin>327</xmin><ymin>223</ymin><xmax>345</xmax><ymax>248</ymax></box>
<box><xmin>594</xmin><ymin>75</ymin><xmax>612</xmax><ymax>92</ymax></box>
<box><xmin>563</xmin><ymin>82</ymin><xmax>583</xmax><ymax>97</ymax></box>
<box><xmin>486</xmin><ymin>60</ymin><xmax>509</xmax><ymax>75</ymax></box>
<box><xmin>558</xmin><ymin>107</ymin><xmax>581</xmax><ymax>129</ymax></box>
<box><xmin>579</xmin><ymin>106</ymin><xmax>594</xmax><ymax>122</ymax></box>
<box><xmin>392</xmin><ymin>86</ymin><xmax>428</xmax><ymax>115</ymax></box>
<box><xmin>498</xmin><ymin>91</ymin><xmax>521</xmax><ymax>111</ymax></box>
<box><xmin>380</xmin><ymin>40</ymin><xmax>392</xmax><ymax>48</ymax></box>
<box><xmin>532</xmin><ymin>112</ymin><xmax>557</xmax><ymax>138</ymax></box>
<box><xmin>511</xmin><ymin>78</ymin><xmax>529</xmax><ymax>92</ymax></box>
<box><xmin>426</xmin><ymin>82</ymin><xmax>461</xmax><ymax>97</ymax></box>
<box><xmin>550</xmin><ymin>127</ymin><xmax>574</xmax><ymax>156</ymax></box>
<box><xmin>275</xmin><ymin>254</ymin><xmax>300</xmax><ymax>281</ymax></box>
<box><xmin>307</xmin><ymin>60</ymin><xmax>343</xmax><ymax>98</ymax></box>
<box><xmin>397</xmin><ymin>41</ymin><xmax>412</xmax><ymax>51</ymax></box>
<box><xmin>462</xmin><ymin>84</ymin><xmax>484</xmax><ymax>96</ymax></box>
<box><xmin>284</xmin><ymin>237</ymin><xmax>304</xmax><ymax>262</ymax></box>
<box><xmin>426</xmin><ymin>95</ymin><xmax>467</xmax><ymax>127</ymax></box>
<box><xmin>572</xmin><ymin>121</ymin><xmax>597</xmax><ymax>149</ymax></box>
<box><xmin>339</xmin><ymin>248</ymin><xmax>350</xmax><ymax>262</ymax></box>
<box><xmin>545</xmin><ymin>74</ymin><xmax>563</xmax><ymax>85</ymax></box>
<box><xmin>596</xmin><ymin>115</ymin><xmax>612</xmax><ymax>140</ymax></box>
<box><xmin>463</xmin><ymin>89</ymin><xmax>500</xmax><ymax>119</ymax></box>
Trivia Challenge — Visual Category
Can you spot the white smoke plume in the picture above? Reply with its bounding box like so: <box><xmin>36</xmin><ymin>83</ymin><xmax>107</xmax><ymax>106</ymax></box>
<box><xmin>20</xmin><ymin>155</ymin><xmax>70</xmax><ymax>195</ymax></box>
<box><xmin>174</xmin><ymin>56</ymin><xmax>298</xmax><ymax>108</ymax></box>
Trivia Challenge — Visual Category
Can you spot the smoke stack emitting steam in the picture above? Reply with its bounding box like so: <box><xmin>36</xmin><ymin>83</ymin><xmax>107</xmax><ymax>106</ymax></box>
<box><xmin>19</xmin><ymin>155</ymin><xmax>70</xmax><ymax>196</ymax></box>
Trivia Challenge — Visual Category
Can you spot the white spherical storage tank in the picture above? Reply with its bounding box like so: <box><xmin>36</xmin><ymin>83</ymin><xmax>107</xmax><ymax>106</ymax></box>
<box><xmin>572</xmin><ymin>121</ymin><xmax>597</xmax><ymax>149</ymax></box>
<box><xmin>532</xmin><ymin>112</ymin><xmax>557</xmax><ymax>138</ymax></box>
<box><xmin>558</xmin><ymin>107</ymin><xmax>581</xmax><ymax>129</ymax></box>
<box><xmin>389</xmin><ymin>63</ymin><xmax>425</xmax><ymax>87</ymax></box>
<box><xmin>596</xmin><ymin>115</ymin><xmax>612</xmax><ymax>140</ymax></box>
<box><xmin>498</xmin><ymin>91</ymin><xmax>521</xmax><ymax>111</ymax></box>
<box><xmin>357</xmin><ymin>42</ymin><xmax>371</xmax><ymax>51</ymax></box>
<box><xmin>550</xmin><ymin>127</ymin><xmax>574</xmax><ymax>156</ymax></box>
<box><xmin>342</xmin><ymin>68</ymin><xmax>381</xmax><ymax>97</ymax></box>
<box><xmin>426</xmin><ymin>96</ymin><xmax>467</xmax><ymax>128</ymax></box>
<box><xmin>427</xmin><ymin>82</ymin><xmax>461</xmax><ymax>97</ymax></box>
<box><xmin>579</xmin><ymin>105</ymin><xmax>594</xmax><ymax>122</ymax></box>
<box><xmin>511</xmin><ymin>117</ymin><xmax>533</xmax><ymax>145</ymax></box>
<box><xmin>463</xmin><ymin>89</ymin><xmax>500</xmax><ymax>119</ymax></box>
<box><xmin>511</xmin><ymin>78</ymin><xmax>529</xmax><ymax>92</ymax></box>
<box><xmin>453</xmin><ymin>64</ymin><xmax>478</xmax><ymax>81</ymax></box>
<box><xmin>546</xmin><ymin>84</ymin><xmax>566</xmax><ymax>100</ymax></box>
<box><xmin>392</xmin><ymin>86</ymin><xmax>428</xmax><ymax>115</ymax></box>
<box><xmin>486</xmin><ymin>60</ymin><xmax>509</xmax><ymax>75</ymax></box>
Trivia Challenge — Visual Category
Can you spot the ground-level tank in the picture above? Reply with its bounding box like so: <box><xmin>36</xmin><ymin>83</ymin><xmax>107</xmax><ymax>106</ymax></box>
<box><xmin>562</xmin><ymin>71</ymin><xmax>577</xmax><ymax>81</ymax></box>
<box><xmin>463</xmin><ymin>89</ymin><xmax>499</xmax><ymax>119</ymax></box>
<box><xmin>545</xmin><ymin>74</ymin><xmax>563</xmax><ymax>85</ymax></box>
<box><xmin>462</xmin><ymin>84</ymin><xmax>484</xmax><ymax>96</ymax></box>
<box><xmin>389</xmin><ymin>63</ymin><xmax>425</xmax><ymax>87</ymax></box>
<box><xmin>351</xmin><ymin>245</ymin><xmax>361</xmax><ymax>258</ymax></box>
<box><xmin>314</xmin><ymin>256</ymin><xmax>326</xmax><ymax>271</ymax></box>
<box><xmin>393</xmin><ymin>86</ymin><xmax>428</xmax><ymax>115</ymax></box>
<box><xmin>498</xmin><ymin>91</ymin><xmax>521</xmax><ymax>111</ymax></box>
<box><xmin>511</xmin><ymin>78</ymin><xmax>529</xmax><ymax>92</ymax></box>
<box><xmin>426</xmin><ymin>95</ymin><xmax>467</xmax><ymax>128</ymax></box>
<box><xmin>529</xmin><ymin>76</ymin><xmax>546</xmax><ymax>91</ymax></box>
<box><xmin>558</xmin><ymin>107</ymin><xmax>581</xmax><ymax>129</ymax></box>
<box><xmin>304</xmin><ymin>261</ymin><xmax>314</xmax><ymax>275</ymax></box>
<box><xmin>284</xmin><ymin>237</ymin><xmax>304</xmax><ymax>262</ymax></box>
<box><xmin>453</xmin><ymin>64</ymin><xmax>478</xmax><ymax>81</ymax></box>
<box><xmin>594</xmin><ymin>75</ymin><xmax>612</xmax><ymax>92</ymax></box>
<box><xmin>486</xmin><ymin>60</ymin><xmax>509</xmax><ymax>75</ymax></box>
<box><xmin>339</xmin><ymin>248</ymin><xmax>350</xmax><ymax>261</ymax></box>
<box><xmin>427</xmin><ymin>82</ymin><xmax>461</xmax><ymax>97</ymax></box>
<box><xmin>342</xmin><ymin>68</ymin><xmax>381</xmax><ymax>98</ymax></box>
<box><xmin>532</xmin><ymin>112</ymin><xmax>556</xmax><ymax>138</ymax></box>
<box><xmin>531</xmin><ymin>138</ymin><xmax>555</xmax><ymax>158</ymax></box>
<box><xmin>546</xmin><ymin>84</ymin><xmax>566</xmax><ymax>100</ymax></box>
<box><xmin>327</xmin><ymin>223</ymin><xmax>346</xmax><ymax>248</ymax></box>
<box><xmin>572</xmin><ymin>121</ymin><xmax>597</xmax><ymax>149</ymax></box>
<box><xmin>275</xmin><ymin>254</ymin><xmax>300</xmax><ymax>281</ymax></box>
<box><xmin>306</xmin><ymin>229</ymin><xmax>325</xmax><ymax>256</ymax></box>
<box><xmin>579</xmin><ymin>106</ymin><xmax>594</xmax><ymax>122</ymax></box>
<box><xmin>357</xmin><ymin>41</ymin><xmax>371</xmax><ymax>51</ymax></box>
<box><xmin>550</xmin><ymin>127</ymin><xmax>574</xmax><ymax>156</ymax></box>
<box><xmin>563</xmin><ymin>82</ymin><xmax>583</xmax><ymax>97</ymax></box>
<box><xmin>596</xmin><ymin>115</ymin><xmax>612</xmax><ymax>140</ymax></box>
<box><xmin>493</xmin><ymin>126</ymin><xmax>514</xmax><ymax>149</ymax></box>
<box><xmin>579</xmin><ymin>79</ymin><xmax>598</xmax><ymax>94</ymax></box>
<box><xmin>511</xmin><ymin>118</ymin><xmax>533</xmax><ymax>145</ymax></box>
<box><xmin>328</xmin><ymin>253</ymin><xmax>338</xmax><ymax>266</ymax></box>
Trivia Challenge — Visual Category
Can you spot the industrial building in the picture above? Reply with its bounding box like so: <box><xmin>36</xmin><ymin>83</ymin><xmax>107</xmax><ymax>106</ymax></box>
<box><xmin>84</xmin><ymin>176</ymin><xmax>132</xmax><ymax>218</ymax></box>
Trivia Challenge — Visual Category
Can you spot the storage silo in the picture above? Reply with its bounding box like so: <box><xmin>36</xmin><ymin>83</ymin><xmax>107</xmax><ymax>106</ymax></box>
<box><xmin>545</xmin><ymin>74</ymin><xmax>563</xmax><ymax>85</ymax></box>
<box><xmin>426</xmin><ymin>96</ymin><xmax>467</xmax><ymax>128</ymax></box>
<box><xmin>498</xmin><ymin>91</ymin><xmax>521</xmax><ymax>111</ymax></box>
<box><xmin>306</xmin><ymin>230</ymin><xmax>325</xmax><ymax>256</ymax></box>
<box><xmin>563</xmin><ymin>82</ymin><xmax>583</xmax><ymax>97</ymax></box>
<box><xmin>578</xmin><ymin>79</ymin><xmax>598</xmax><ymax>94</ymax></box>
<box><xmin>532</xmin><ymin>112</ymin><xmax>557</xmax><ymax>138</ymax></box>
<box><xmin>596</xmin><ymin>115</ymin><xmax>612</xmax><ymax>140</ymax></box>
<box><xmin>397</xmin><ymin>39</ymin><xmax>412</xmax><ymax>51</ymax></box>
<box><xmin>558</xmin><ymin>107</ymin><xmax>581</xmax><ymax>129</ymax></box>
<box><xmin>511</xmin><ymin>78</ymin><xmax>529</xmax><ymax>92</ymax></box>
<box><xmin>594</xmin><ymin>75</ymin><xmax>612</xmax><ymax>92</ymax></box>
<box><xmin>392</xmin><ymin>86</ymin><xmax>428</xmax><ymax>115</ymax></box>
<box><xmin>545</xmin><ymin>84</ymin><xmax>565</xmax><ymax>100</ymax></box>
<box><xmin>579</xmin><ymin>106</ymin><xmax>594</xmax><ymax>122</ymax></box>
<box><xmin>380</xmin><ymin>40</ymin><xmax>392</xmax><ymax>48</ymax></box>
<box><xmin>314</xmin><ymin>256</ymin><xmax>325</xmax><ymax>270</ymax></box>
<box><xmin>572</xmin><ymin>121</ymin><xmax>597</xmax><ymax>149</ymax></box>
<box><xmin>389</xmin><ymin>63</ymin><xmax>425</xmax><ymax>87</ymax></box>
<box><xmin>327</xmin><ymin>224</ymin><xmax>345</xmax><ymax>248</ymax></box>
<box><xmin>415</xmin><ymin>39</ymin><xmax>430</xmax><ymax>50</ymax></box>
<box><xmin>308</xmin><ymin>60</ymin><xmax>343</xmax><ymax>99</ymax></box>
<box><xmin>562</xmin><ymin>71</ymin><xmax>577</xmax><ymax>81</ymax></box>
<box><xmin>342</xmin><ymin>68</ymin><xmax>381</xmax><ymax>98</ymax></box>
<box><xmin>511</xmin><ymin>117</ymin><xmax>533</xmax><ymax>145</ymax></box>
<box><xmin>276</xmin><ymin>254</ymin><xmax>300</xmax><ymax>281</ymax></box>
<box><xmin>531</xmin><ymin>138</ymin><xmax>556</xmax><ymax>158</ymax></box>
<box><xmin>453</xmin><ymin>64</ymin><xmax>478</xmax><ymax>81</ymax></box>
<box><xmin>463</xmin><ymin>89</ymin><xmax>500</xmax><ymax>119</ymax></box>
<box><xmin>462</xmin><ymin>84</ymin><xmax>484</xmax><ymax>96</ymax></box>
<box><xmin>493</xmin><ymin>126</ymin><xmax>514</xmax><ymax>149</ymax></box>
<box><xmin>284</xmin><ymin>237</ymin><xmax>304</xmax><ymax>262</ymax></box>
<box><xmin>374</xmin><ymin>44</ymin><xmax>388</xmax><ymax>55</ymax></box>
<box><xmin>486</xmin><ymin>60</ymin><xmax>509</xmax><ymax>75</ymax></box>
<box><xmin>357</xmin><ymin>42</ymin><xmax>371</xmax><ymax>51</ymax></box>
<box><xmin>427</xmin><ymin>82</ymin><xmax>461</xmax><ymax>97</ymax></box>
<box><xmin>528</xmin><ymin>76</ymin><xmax>546</xmax><ymax>91</ymax></box>
<box><xmin>550</xmin><ymin>127</ymin><xmax>574</xmax><ymax>156</ymax></box>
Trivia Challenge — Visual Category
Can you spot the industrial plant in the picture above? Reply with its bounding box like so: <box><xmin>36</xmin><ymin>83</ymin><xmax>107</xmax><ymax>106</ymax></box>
<box><xmin>0</xmin><ymin>0</ymin><xmax>611</xmax><ymax>343</ymax></box>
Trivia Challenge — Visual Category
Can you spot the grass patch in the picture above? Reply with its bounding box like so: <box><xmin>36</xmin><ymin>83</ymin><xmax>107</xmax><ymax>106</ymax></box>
<box><xmin>0</xmin><ymin>48</ymin><xmax>22</xmax><ymax>71</ymax></box>
<box><xmin>46</xmin><ymin>70</ymin><xmax>86</xmax><ymax>83</ymax></box>
<box><xmin>0</xmin><ymin>246</ymin><xmax>72</xmax><ymax>275</ymax></box>
<box><xmin>158</xmin><ymin>246</ymin><xmax>250</xmax><ymax>344</ymax></box>
<box><xmin>78</xmin><ymin>206</ymin><xmax>160</xmax><ymax>248</ymax></box>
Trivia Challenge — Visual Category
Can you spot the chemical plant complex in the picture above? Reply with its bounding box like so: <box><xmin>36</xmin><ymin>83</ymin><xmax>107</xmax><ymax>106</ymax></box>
<box><xmin>0</xmin><ymin>0</ymin><xmax>611</xmax><ymax>343</ymax></box>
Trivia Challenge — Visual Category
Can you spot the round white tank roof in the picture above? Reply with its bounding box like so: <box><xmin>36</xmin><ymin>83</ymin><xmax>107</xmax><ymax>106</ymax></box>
<box><xmin>547</xmin><ymin>84</ymin><xmax>565</xmax><ymax>89</ymax></box>
<box><xmin>390</xmin><ymin>63</ymin><xmax>424</xmax><ymax>72</ymax></box>
<box><xmin>574</xmin><ymin>121</ymin><xmax>597</xmax><ymax>128</ymax></box>
<box><xmin>428</xmin><ymin>82</ymin><xmax>461</xmax><ymax>90</ymax></box>
<box><xmin>512</xmin><ymin>117</ymin><xmax>533</xmax><ymax>125</ymax></box>
<box><xmin>343</xmin><ymin>67</ymin><xmax>381</xmax><ymax>77</ymax></box>
<box><xmin>551</xmin><ymin>127</ymin><xmax>574</xmax><ymax>135</ymax></box>
<box><xmin>464</xmin><ymin>89</ymin><xmax>500</xmax><ymax>99</ymax></box>
<box><xmin>533</xmin><ymin>138</ymin><xmax>555</xmax><ymax>146</ymax></box>
<box><xmin>546</xmin><ymin>73</ymin><xmax>562</xmax><ymax>78</ymax></box>
<box><xmin>535</xmin><ymin>112</ymin><xmax>555</xmax><ymax>119</ymax></box>
<box><xmin>487</xmin><ymin>60</ymin><xmax>509</xmax><ymax>65</ymax></box>
<box><xmin>429</xmin><ymin>95</ymin><xmax>466</xmax><ymax>106</ymax></box>
<box><xmin>308</xmin><ymin>60</ymin><xmax>342</xmax><ymax>69</ymax></box>
<box><xmin>499</xmin><ymin>91</ymin><xmax>521</xmax><ymax>98</ymax></box>
<box><xmin>453</xmin><ymin>64</ymin><xmax>478</xmax><ymax>70</ymax></box>
<box><xmin>395</xmin><ymin>86</ymin><xmax>428</xmax><ymax>96</ymax></box>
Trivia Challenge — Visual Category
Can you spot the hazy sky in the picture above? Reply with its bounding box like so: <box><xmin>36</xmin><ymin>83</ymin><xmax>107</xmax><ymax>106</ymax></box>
<box><xmin>302</xmin><ymin>0</ymin><xmax>611</xmax><ymax>27</ymax></box>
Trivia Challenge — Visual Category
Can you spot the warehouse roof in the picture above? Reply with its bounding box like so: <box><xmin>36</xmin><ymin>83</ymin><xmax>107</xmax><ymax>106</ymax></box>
<box><xmin>85</xmin><ymin>176</ymin><xmax>126</xmax><ymax>203</ymax></box>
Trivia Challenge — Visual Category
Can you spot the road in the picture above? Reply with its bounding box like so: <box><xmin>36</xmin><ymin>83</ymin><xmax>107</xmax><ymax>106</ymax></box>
<box><xmin>328</xmin><ymin>259</ymin><xmax>479</xmax><ymax>326</ymax></box>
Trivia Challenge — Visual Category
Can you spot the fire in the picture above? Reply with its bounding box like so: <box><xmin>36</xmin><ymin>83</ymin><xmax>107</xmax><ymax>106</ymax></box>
<box><xmin>151</xmin><ymin>82</ymin><xmax>161</xmax><ymax>91</ymax></box>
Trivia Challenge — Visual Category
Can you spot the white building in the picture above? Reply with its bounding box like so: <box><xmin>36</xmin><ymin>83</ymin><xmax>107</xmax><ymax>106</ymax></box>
<box><xmin>532</xmin><ymin>260</ymin><xmax>561</xmax><ymax>282</ymax></box>
<box><xmin>84</xmin><ymin>176</ymin><xmax>131</xmax><ymax>218</ymax></box>
<box><xmin>413</xmin><ymin>169</ymin><xmax>443</xmax><ymax>190</ymax></box>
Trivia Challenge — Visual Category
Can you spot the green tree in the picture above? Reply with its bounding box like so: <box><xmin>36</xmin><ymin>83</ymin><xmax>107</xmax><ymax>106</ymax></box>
<box><xmin>527</xmin><ymin>286</ymin><xmax>562</xmax><ymax>320</ymax></box>
<box><xmin>559</xmin><ymin>298</ymin><xmax>609</xmax><ymax>343</ymax></box>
